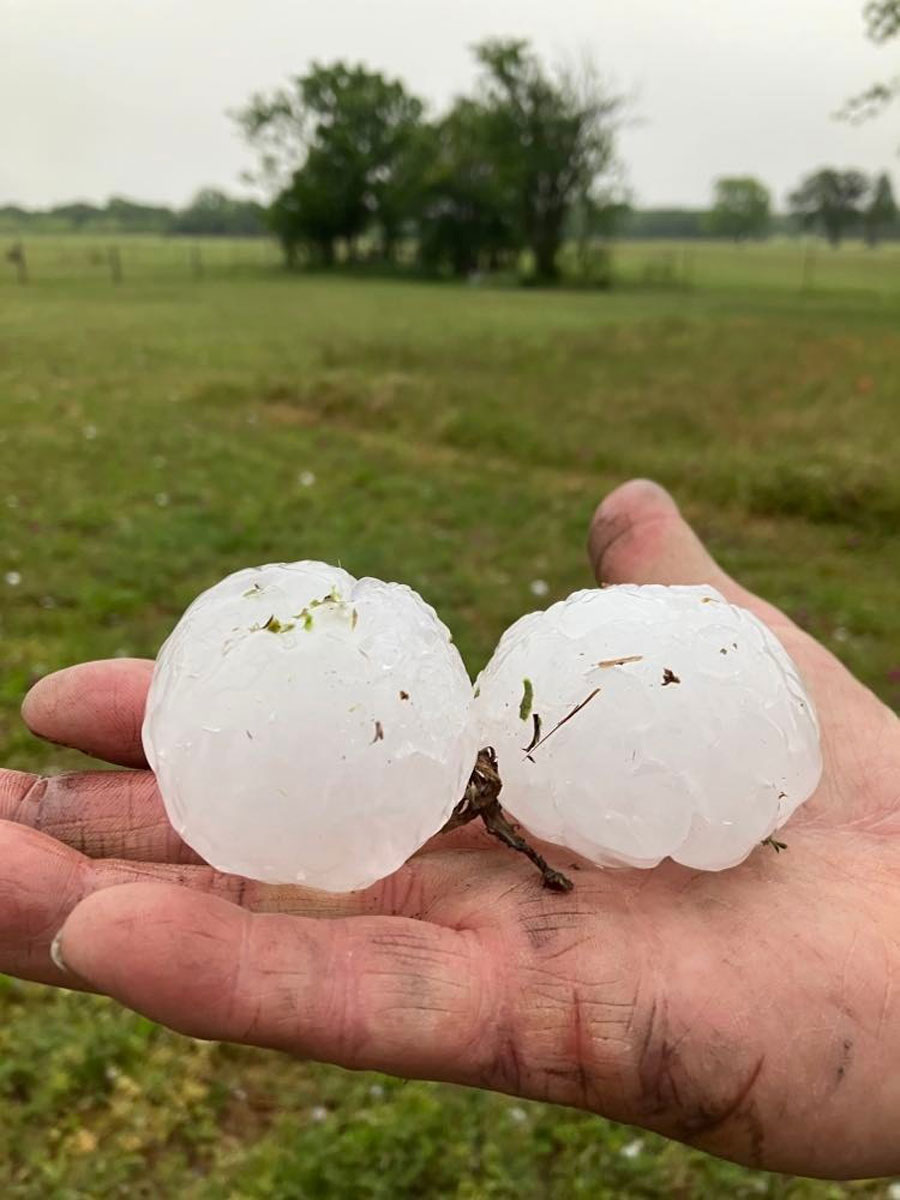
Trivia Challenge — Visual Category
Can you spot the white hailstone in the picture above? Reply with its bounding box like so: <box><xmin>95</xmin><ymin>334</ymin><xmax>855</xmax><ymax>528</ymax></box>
<box><xmin>474</xmin><ymin>585</ymin><xmax>822</xmax><ymax>872</ymax></box>
<box><xmin>143</xmin><ymin>562</ymin><xmax>478</xmax><ymax>892</ymax></box>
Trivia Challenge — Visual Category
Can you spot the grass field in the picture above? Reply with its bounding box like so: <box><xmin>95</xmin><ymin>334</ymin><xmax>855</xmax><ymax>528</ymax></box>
<box><xmin>1</xmin><ymin>238</ymin><xmax>899</xmax><ymax>1197</ymax></box>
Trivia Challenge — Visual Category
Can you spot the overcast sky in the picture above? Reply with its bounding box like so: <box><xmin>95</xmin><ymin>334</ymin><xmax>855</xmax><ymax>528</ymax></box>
<box><xmin>1</xmin><ymin>0</ymin><xmax>897</xmax><ymax>209</ymax></box>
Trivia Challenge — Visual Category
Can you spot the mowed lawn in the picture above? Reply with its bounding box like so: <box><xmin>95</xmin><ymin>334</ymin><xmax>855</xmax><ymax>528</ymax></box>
<box><xmin>1</xmin><ymin>250</ymin><xmax>899</xmax><ymax>1197</ymax></box>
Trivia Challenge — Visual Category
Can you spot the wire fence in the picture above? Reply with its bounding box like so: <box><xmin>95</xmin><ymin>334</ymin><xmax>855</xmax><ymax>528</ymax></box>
<box><xmin>3</xmin><ymin>235</ymin><xmax>900</xmax><ymax>297</ymax></box>
<box><xmin>1</xmin><ymin>236</ymin><xmax>284</xmax><ymax>287</ymax></box>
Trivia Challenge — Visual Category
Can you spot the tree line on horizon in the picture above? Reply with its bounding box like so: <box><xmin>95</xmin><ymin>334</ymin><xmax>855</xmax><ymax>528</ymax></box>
<box><xmin>3</xmin><ymin>33</ymin><xmax>898</xmax><ymax>272</ymax></box>
<box><xmin>0</xmin><ymin>190</ymin><xmax>266</xmax><ymax>238</ymax></box>
<box><xmin>4</xmin><ymin>176</ymin><xmax>898</xmax><ymax>250</ymax></box>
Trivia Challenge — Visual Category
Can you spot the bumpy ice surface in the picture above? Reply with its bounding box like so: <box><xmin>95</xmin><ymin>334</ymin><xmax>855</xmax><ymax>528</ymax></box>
<box><xmin>474</xmin><ymin>585</ymin><xmax>822</xmax><ymax>871</ymax></box>
<box><xmin>143</xmin><ymin>562</ymin><xmax>478</xmax><ymax>891</ymax></box>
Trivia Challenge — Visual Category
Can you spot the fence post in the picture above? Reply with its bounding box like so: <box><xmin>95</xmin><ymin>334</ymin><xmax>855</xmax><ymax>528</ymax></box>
<box><xmin>680</xmin><ymin>245</ymin><xmax>694</xmax><ymax>289</ymax></box>
<box><xmin>7</xmin><ymin>241</ymin><xmax>28</xmax><ymax>284</ymax></box>
<box><xmin>108</xmin><ymin>245</ymin><xmax>123</xmax><ymax>284</ymax></box>
<box><xmin>801</xmin><ymin>242</ymin><xmax>815</xmax><ymax>293</ymax></box>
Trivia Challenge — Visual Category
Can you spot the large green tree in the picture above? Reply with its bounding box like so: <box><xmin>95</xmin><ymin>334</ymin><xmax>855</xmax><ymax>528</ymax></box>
<box><xmin>416</xmin><ymin>100</ymin><xmax>517</xmax><ymax>277</ymax></box>
<box><xmin>470</xmin><ymin>39</ymin><xmax>621</xmax><ymax>282</ymax></box>
<box><xmin>707</xmin><ymin>177</ymin><xmax>771</xmax><ymax>240</ymax></box>
<box><xmin>236</xmin><ymin>64</ymin><xmax>425</xmax><ymax>264</ymax></box>
<box><xmin>788</xmin><ymin>169</ymin><xmax>870</xmax><ymax>245</ymax></box>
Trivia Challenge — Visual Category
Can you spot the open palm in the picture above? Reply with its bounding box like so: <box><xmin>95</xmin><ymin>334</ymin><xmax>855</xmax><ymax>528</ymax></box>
<box><xmin>3</xmin><ymin>481</ymin><xmax>899</xmax><ymax>1179</ymax></box>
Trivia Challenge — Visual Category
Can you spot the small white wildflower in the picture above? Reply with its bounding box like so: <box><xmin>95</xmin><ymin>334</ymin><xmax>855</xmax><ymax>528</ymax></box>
<box><xmin>886</xmin><ymin>1182</ymin><xmax>900</xmax><ymax>1200</ymax></box>
<box><xmin>620</xmin><ymin>1138</ymin><xmax>643</xmax><ymax>1159</ymax></box>
<box><xmin>369</xmin><ymin>1084</ymin><xmax>385</xmax><ymax>1099</ymax></box>
<box><xmin>5</xmin><ymin>495</ymin><xmax>19</xmax><ymax>510</ymax></box>
<box><xmin>529</xmin><ymin>579</ymin><xmax>549</xmax><ymax>597</ymax></box>
<box><xmin>297</xmin><ymin>470</ymin><xmax>316</xmax><ymax>488</ymax></box>
<box><xmin>833</xmin><ymin>626</ymin><xmax>849</xmax><ymax>643</ymax></box>
<box><xmin>4</xmin><ymin>571</ymin><xmax>22</xmax><ymax>587</ymax></box>
<box><xmin>310</xmin><ymin>1105</ymin><xmax>328</xmax><ymax>1123</ymax></box>
<box><xmin>40</xmin><ymin>595</ymin><xmax>57</xmax><ymax>609</ymax></box>
<box><xmin>83</xmin><ymin>424</ymin><xmax>98</xmax><ymax>440</ymax></box>
<box><xmin>155</xmin><ymin>492</ymin><xmax>170</xmax><ymax>507</ymax></box>
<box><xmin>508</xmin><ymin>1106</ymin><xmax>528</xmax><ymax>1124</ymax></box>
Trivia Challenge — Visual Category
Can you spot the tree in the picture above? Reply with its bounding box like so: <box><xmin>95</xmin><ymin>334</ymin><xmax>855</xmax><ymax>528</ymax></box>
<box><xmin>840</xmin><ymin>2</ymin><xmax>900</xmax><ymax>125</ymax></box>
<box><xmin>865</xmin><ymin>0</ymin><xmax>900</xmax><ymax>41</ymax></box>
<box><xmin>788</xmin><ymin>169</ymin><xmax>870</xmax><ymax>245</ymax></box>
<box><xmin>104</xmin><ymin>196</ymin><xmax>172</xmax><ymax>234</ymax></box>
<box><xmin>267</xmin><ymin>150</ymin><xmax>366</xmax><ymax>265</ymax></box>
<box><xmin>171</xmin><ymin>188</ymin><xmax>264</xmax><ymax>236</ymax></box>
<box><xmin>416</xmin><ymin>100</ymin><xmax>517</xmax><ymax>277</ymax></box>
<box><xmin>236</xmin><ymin>64</ymin><xmax>425</xmax><ymax>264</ymax></box>
<box><xmin>863</xmin><ymin>171</ymin><xmax>899</xmax><ymax>242</ymax></box>
<box><xmin>470</xmin><ymin>39</ymin><xmax>621</xmax><ymax>282</ymax></box>
<box><xmin>48</xmin><ymin>202</ymin><xmax>104</xmax><ymax>230</ymax></box>
<box><xmin>707</xmin><ymin>177</ymin><xmax>771</xmax><ymax>240</ymax></box>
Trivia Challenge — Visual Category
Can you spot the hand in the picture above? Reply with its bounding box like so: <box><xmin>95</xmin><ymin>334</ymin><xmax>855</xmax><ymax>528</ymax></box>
<box><xmin>5</xmin><ymin>480</ymin><xmax>900</xmax><ymax>1180</ymax></box>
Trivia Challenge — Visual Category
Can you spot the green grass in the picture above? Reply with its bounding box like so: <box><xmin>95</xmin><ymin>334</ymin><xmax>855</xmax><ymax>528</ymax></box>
<box><xmin>1</xmin><ymin>241</ymin><xmax>899</xmax><ymax>1196</ymax></box>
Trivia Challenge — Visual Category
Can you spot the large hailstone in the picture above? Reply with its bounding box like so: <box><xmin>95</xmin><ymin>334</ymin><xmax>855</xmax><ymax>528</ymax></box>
<box><xmin>143</xmin><ymin>562</ymin><xmax>478</xmax><ymax>891</ymax></box>
<box><xmin>474</xmin><ymin>585</ymin><xmax>822</xmax><ymax>872</ymax></box>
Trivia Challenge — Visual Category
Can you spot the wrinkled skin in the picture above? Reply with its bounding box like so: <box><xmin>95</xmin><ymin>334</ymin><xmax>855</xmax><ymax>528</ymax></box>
<box><xmin>3</xmin><ymin>481</ymin><xmax>899</xmax><ymax>1179</ymax></box>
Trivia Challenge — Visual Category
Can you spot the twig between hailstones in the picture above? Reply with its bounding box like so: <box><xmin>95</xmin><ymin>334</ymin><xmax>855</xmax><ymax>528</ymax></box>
<box><xmin>441</xmin><ymin>748</ymin><xmax>573</xmax><ymax>892</ymax></box>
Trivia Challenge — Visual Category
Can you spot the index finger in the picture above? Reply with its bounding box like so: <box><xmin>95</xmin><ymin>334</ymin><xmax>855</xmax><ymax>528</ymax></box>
<box><xmin>22</xmin><ymin>658</ymin><xmax>153</xmax><ymax>769</ymax></box>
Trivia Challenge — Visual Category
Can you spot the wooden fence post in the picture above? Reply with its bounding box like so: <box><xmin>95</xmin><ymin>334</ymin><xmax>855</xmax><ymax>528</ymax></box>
<box><xmin>108</xmin><ymin>245</ymin><xmax>123</xmax><ymax>284</ymax></box>
<box><xmin>801</xmin><ymin>242</ymin><xmax>816</xmax><ymax>293</ymax></box>
<box><xmin>681</xmin><ymin>245</ymin><xmax>694</xmax><ymax>289</ymax></box>
<box><xmin>6</xmin><ymin>241</ymin><xmax>28</xmax><ymax>284</ymax></box>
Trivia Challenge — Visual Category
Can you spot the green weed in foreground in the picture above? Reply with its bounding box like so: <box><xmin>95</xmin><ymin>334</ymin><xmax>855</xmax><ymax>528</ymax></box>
<box><xmin>0</xmin><ymin>263</ymin><xmax>898</xmax><ymax>1197</ymax></box>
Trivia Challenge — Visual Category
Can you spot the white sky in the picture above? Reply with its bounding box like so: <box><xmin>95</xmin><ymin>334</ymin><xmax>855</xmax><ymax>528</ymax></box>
<box><xmin>1</xmin><ymin>0</ymin><xmax>897</xmax><ymax>209</ymax></box>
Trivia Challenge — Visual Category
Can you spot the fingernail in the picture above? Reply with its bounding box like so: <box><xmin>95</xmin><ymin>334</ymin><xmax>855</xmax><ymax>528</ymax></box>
<box><xmin>50</xmin><ymin>929</ymin><xmax>69</xmax><ymax>974</ymax></box>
